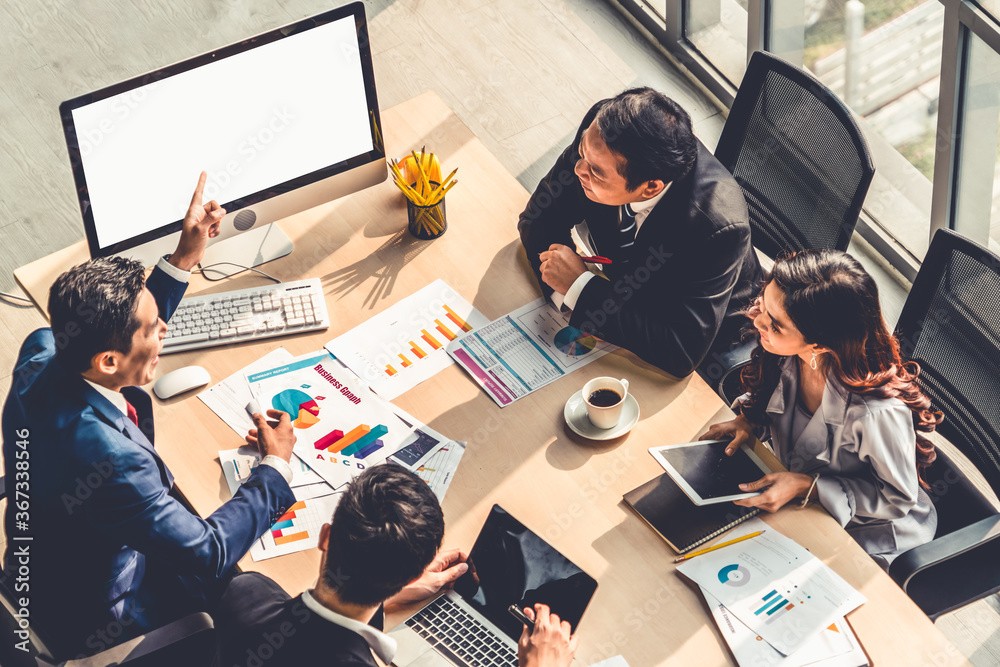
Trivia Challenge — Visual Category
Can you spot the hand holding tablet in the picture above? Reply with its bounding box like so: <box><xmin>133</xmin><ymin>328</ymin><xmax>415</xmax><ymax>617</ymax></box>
<box><xmin>649</xmin><ymin>440</ymin><xmax>773</xmax><ymax>505</ymax></box>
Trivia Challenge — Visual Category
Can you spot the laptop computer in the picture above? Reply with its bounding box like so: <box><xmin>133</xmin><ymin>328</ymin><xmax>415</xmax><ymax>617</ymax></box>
<box><xmin>389</xmin><ymin>504</ymin><xmax>598</xmax><ymax>667</ymax></box>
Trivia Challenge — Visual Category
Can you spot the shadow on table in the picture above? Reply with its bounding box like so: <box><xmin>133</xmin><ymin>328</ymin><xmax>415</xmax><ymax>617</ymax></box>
<box><xmin>323</xmin><ymin>229</ymin><xmax>433</xmax><ymax>309</ymax></box>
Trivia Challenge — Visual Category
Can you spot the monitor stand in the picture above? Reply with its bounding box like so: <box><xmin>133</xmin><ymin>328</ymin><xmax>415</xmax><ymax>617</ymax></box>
<box><xmin>198</xmin><ymin>223</ymin><xmax>294</xmax><ymax>279</ymax></box>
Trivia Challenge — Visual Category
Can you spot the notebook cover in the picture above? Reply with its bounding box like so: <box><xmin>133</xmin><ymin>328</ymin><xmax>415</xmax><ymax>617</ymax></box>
<box><xmin>624</xmin><ymin>473</ymin><xmax>760</xmax><ymax>554</ymax></box>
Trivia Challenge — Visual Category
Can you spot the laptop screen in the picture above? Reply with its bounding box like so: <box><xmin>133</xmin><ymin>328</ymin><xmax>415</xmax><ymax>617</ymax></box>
<box><xmin>453</xmin><ymin>505</ymin><xmax>598</xmax><ymax>641</ymax></box>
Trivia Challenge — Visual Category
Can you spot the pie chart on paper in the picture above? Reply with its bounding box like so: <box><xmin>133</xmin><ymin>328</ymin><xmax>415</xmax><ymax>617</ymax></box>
<box><xmin>272</xmin><ymin>389</ymin><xmax>321</xmax><ymax>429</ymax></box>
<box><xmin>554</xmin><ymin>326</ymin><xmax>598</xmax><ymax>356</ymax></box>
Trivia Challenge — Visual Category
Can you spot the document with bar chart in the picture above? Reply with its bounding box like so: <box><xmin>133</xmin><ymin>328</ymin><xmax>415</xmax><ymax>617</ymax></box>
<box><xmin>324</xmin><ymin>279</ymin><xmax>490</xmax><ymax>400</ymax></box>
<box><xmin>246</xmin><ymin>351</ymin><xmax>418</xmax><ymax>489</ymax></box>
<box><xmin>676</xmin><ymin>519</ymin><xmax>866</xmax><ymax>656</ymax></box>
<box><xmin>446</xmin><ymin>298</ymin><xmax>615</xmax><ymax>407</ymax></box>
<box><xmin>250</xmin><ymin>485</ymin><xmax>345</xmax><ymax>561</ymax></box>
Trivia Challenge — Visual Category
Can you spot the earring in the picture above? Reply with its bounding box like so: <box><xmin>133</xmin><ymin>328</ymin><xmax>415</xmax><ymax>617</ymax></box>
<box><xmin>810</xmin><ymin>352</ymin><xmax>818</xmax><ymax>371</ymax></box>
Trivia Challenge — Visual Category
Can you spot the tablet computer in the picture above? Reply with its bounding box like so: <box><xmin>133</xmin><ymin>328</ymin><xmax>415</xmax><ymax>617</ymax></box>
<box><xmin>649</xmin><ymin>440</ymin><xmax>772</xmax><ymax>505</ymax></box>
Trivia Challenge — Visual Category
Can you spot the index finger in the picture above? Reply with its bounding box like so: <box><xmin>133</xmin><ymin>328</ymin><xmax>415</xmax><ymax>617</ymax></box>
<box><xmin>190</xmin><ymin>171</ymin><xmax>207</xmax><ymax>206</ymax></box>
<box><xmin>265</xmin><ymin>408</ymin><xmax>290</xmax><ymax>422</ymax></box>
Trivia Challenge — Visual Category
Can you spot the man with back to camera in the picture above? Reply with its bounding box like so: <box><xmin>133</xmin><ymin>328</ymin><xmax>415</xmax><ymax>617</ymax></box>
<box><xmin>215</xmin><ymin>464</ymin><xmax>578</xmax><ymax>667</ymax></box>
<box><xmin>1</xmin><ymin>172</ymin><xmax>297</xmax><ymax>657</ymax></box>
<box><xmin>518</xmin><ymin>87</ymin><xmax>763</xmax><ymax>378</ymax></box>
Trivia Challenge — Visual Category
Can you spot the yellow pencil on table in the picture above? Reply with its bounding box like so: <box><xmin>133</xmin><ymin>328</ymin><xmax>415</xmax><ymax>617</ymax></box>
<box><xmin>674</xmin><ymin>530</ymin><xmax>765</xmax><ymax>563</ymax></box>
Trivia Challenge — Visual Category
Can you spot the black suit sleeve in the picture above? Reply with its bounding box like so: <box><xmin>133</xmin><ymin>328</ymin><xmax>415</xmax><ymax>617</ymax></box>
<box><xmin>570</xmin><ymin>221</ymin><xmax>751</xmax><ymax>378</ymax></box>
<box><xmin>517</xmin><ymin>103</ymin><xmax>604</xmax><ymax>299</ymax></box>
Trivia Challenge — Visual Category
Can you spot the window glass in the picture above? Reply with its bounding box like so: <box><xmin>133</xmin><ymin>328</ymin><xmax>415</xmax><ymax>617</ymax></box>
<box><xmin>954</xmin><ymin>30</ymin><xmax>1000</xmax><ymax>252</ymax></box>
<box><xmin>685</xmin><ymin>0</ymin><xmax>749</xmax><ymax>85</ymax></box>
<box><xmin>790</xmin><ymin>1</ymin><xmax>945</xmax><ymax>259</ymax></box>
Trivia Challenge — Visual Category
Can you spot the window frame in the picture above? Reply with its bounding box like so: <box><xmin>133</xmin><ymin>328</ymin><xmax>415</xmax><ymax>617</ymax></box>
<box><xmin>610</xmin><ymin>0</ymin><xmax>1000</xmax><ymax>279</ymax></box>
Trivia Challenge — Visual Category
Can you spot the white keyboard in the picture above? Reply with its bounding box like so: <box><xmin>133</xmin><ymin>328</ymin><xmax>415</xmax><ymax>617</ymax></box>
<box><xmin>161</xmin><ymin>278</ymin><xmax>330</xmax><ymax>354</ymax></box>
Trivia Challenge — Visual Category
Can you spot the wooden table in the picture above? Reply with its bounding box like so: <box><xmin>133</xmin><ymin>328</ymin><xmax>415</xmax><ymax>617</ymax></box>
<box><xmin>14</xmin><ymin>92</ymin><xmax>970</xmax><ymax>666</ymax></box>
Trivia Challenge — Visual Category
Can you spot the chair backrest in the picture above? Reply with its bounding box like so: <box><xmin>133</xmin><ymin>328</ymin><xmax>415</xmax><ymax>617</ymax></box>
<box><xmin>715</xmin><ymin>50</ymin><xmax>875</xmax><ymax>258</ymax></box>
<box><xmin>896</xmin><ymin>229</ymin><xmax>1000</xmax><ymax>508</ymax></box>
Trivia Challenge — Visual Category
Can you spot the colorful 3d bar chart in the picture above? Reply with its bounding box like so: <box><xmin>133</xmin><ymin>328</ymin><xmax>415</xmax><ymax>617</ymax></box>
<box><xmin>315</xmin><ymin>429</ymin><xmax>344</xmax><ymax>450</ymax></box>
<box><xmin>340</xmin><ymin>424</ymin><xmax>389</xmax><ymax>456</ymax></box>
<box><xmin>444</xmin><ymin>305</ymin><xmax>473</xmax><ymax>332</ymax></box>
<box><xmin>409</xmin><ymin>341</ymin><xmax>427</xmax><ymax>359</ymax></box>
<box><xmin>386</xmin><ymin>365</ymin><xmax>398</xmax><ymax>377</ymax></box>
<box><xmin>398</xmin><ymin>353</ymin><xmax>412</xmax><ymax>368</ymax></box>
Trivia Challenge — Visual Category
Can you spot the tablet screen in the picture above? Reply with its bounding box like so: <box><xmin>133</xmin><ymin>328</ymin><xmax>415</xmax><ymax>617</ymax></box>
<box><xmin>656</xmin><ymin>441</ymin><xmax>767</xmax><ymax>500</ymax></box>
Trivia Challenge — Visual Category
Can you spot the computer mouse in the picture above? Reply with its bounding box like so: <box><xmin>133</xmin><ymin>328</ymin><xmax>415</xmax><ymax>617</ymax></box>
<box><xmin>153</xmin><ymin>365</ymin><xmax>211</xmax><ymax>400</ymax></box>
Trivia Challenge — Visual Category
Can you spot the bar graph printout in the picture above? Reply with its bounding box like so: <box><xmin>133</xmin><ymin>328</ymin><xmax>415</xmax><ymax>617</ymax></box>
<box><xmin>676</xmin><ymin>518</ymin><xmax>867</xmax><ymax>656</ymax></box>
<box><xmin>324</xmin><ymin>279</ymin><xmax>490</xmax><ymax>400</ymax></box>
<box><xmin>246</xmin><ymin>351</ymin><xmax>419</xmax><ymax>490</ymax></box>
<box><xmin>446</xmin><ymin>298</ymin><xmax>614</xmax><ymax>407</ymax></box>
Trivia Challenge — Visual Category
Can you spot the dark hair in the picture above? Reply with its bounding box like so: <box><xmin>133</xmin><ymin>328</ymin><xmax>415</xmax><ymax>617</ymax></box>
<box><xmin>47</xmin><ymin>257</ymin><xmax>147</xmax><ymax>374</ymax></box>
<box><xmin>595</xmin><ymin>87</ymin><xmax>698</xmax><ymax>190</ymax></box>
<box><xmin>740</xmin><ymin>250</ymin><xmax>942</xmax><ymax>487</ymax></box>
<box><xmin>323</xmin><ymin>465</ymin><xmax>444</xmax><ymax>607</ymax></box>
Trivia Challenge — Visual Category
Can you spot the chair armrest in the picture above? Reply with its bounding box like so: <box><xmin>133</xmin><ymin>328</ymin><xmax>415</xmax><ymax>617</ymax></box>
<box><xmin>60</xmin><ymin>612</ymin><xmax>215</xmax><ymax>667</ymax></box>
<box><xmin>0</xmin><ymin>475</ymin><xmax>6</xmax><ymax>501</ymax></box>
<box><xmin>711</xmin><ymin>340</ymin><xmax>755</xmax><ymax>404</ymax></box>
<box><xmin>889</xmin><ymin>514</ymin><xmax>1000</xmax><ymax>619</ymax></box>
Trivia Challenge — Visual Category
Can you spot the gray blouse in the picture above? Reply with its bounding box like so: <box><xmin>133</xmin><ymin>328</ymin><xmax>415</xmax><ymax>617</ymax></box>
<box><xmin>748</xmin><ymin>356</ymin><xmax>936</xmax><ymax>569</ymax></box>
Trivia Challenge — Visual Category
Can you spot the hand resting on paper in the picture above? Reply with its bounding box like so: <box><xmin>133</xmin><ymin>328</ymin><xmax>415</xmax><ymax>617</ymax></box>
<box><xmin>245</xmin><ymin>408</ymin><xmax>296</xmax><ymax>463</ymax></box>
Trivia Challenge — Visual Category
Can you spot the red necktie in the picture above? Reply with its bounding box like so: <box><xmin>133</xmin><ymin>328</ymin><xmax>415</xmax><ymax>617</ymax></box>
<box><xmin>125</xmin><ymin>400</ymin><xmax>139</xmax><ymax>427</ymax></box>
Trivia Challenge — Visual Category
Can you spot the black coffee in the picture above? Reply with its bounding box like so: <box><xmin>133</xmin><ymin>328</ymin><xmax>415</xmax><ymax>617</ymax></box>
<box><xmin>588</xmin><ymin>389</ymin><xmax>622</xmax><ymax>407</ymax></box>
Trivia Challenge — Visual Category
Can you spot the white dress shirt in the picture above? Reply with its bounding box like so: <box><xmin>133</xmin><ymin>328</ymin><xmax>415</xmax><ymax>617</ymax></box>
<box><xmin>554</xmin><ymin>183</ymin><xmax>671</xmax><ymax>311</ymax></box>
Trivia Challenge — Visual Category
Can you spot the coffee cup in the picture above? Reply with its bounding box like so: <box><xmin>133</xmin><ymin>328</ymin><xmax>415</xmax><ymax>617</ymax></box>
<box><xmin>582</xmin><ymin>377</ymin><xmax>629</xmax><ymax>429</ymax></box>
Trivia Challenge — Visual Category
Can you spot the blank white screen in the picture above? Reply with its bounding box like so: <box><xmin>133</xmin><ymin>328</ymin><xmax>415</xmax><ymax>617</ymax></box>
<box><xmin>73</xmin><ymin>15</ymin><xmax>373</xmax><ymax>248</ymax></box>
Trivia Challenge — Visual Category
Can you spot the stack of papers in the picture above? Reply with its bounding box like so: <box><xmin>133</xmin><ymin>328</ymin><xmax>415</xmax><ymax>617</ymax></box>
<box><xmin>676</xmin><ymin>518</ymin><xmax>868</xmax><ymax>664</ymax></box>
<box><xmin>203</xmin><ymin>345</ymin><xmax>467</xmax><ymax>560</ymax></box>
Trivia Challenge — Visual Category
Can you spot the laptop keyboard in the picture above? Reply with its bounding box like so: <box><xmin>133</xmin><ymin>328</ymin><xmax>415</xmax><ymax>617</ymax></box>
<box><xmin>405</xmin><ymin>596</ymin><xmax>518</xmax><ymax>667</ymax></box>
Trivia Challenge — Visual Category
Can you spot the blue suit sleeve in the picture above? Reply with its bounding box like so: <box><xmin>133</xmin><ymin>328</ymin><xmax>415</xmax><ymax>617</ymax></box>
<box><xmin>78</xmin><ymin>426</ymin><xmax>295</xmax><ymax>579</ymax></box>
<box><xmin>144</xmin><ymin>265</ymin><xmax>188</xmax><ymax>322</ymax></box>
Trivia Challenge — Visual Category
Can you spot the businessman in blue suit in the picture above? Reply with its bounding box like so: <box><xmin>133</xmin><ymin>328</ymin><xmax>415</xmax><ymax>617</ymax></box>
<box><xmin>1</xmin><ymin>172</ymin><xmax>296</xmax><ymax>657</ymax></box>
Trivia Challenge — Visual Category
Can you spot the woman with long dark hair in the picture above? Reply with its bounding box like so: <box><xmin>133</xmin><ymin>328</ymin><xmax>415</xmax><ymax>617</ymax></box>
<box><xmin>701</xmin><ymin>249</ymin><xmax>942</xmax><ymax>567</ymax></box>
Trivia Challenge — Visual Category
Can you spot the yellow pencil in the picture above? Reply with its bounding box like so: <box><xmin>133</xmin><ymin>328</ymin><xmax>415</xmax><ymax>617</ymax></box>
<box><xmin>674</xmin><ymin>531</ymin><xmax>765</xmax><ymax>563</ymax></box>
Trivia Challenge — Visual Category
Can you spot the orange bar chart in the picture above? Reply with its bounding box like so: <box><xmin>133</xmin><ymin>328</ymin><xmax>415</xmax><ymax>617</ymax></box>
<box><xmin>435</xmin><ymin>319</ymin><xmax>457</xmax><ymax>341</ymax></box>
<box><xmin>329</xmin><ymin>424</ymin><xmax>370</xmax><ymax>452</ymax></box>
<box><xmin>410</xmin><ymin>341</ymin><xmax>427</xmax><ymax>359</ymax></box>
<box><xmin>399</xmin><ymin>353</ymin><xmax>412</xmax><ymax>368</ymax></box>
<box><xmin>386</xmin><ymin>365</ymin><xmax>398</xmax><ymax>377</ymax></box>
<box><xmin>277</xmin><ymin>500</ymin><xmax>307</xmax><ymax>522</ymax></box>
<box><xmin>274</xmin><ymin>531</ymin><xmax>310</xmax><ymax>546</ymax></box>
<box><xmin>444</xmin><ymin>305</ymin><xmax>473</xmax><ymax>332</ymax></box>
<box><xmin>421</xmin><ymin>329</ymin><xmax>442</xmax><ymax>350</ymax></box>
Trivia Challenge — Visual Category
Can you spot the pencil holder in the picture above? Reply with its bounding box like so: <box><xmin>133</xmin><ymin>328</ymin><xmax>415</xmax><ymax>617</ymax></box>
<box><xmin>406</xmin><ymin>182</ymin><xmax>447</xmax><ymax>239</ymax></box>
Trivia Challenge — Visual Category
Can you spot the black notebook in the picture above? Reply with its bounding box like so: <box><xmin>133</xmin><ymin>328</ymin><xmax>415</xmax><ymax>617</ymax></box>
<box><xmin>623</xmin><ymin>473</ymin><xmax>761</xmax><ymax>554</ymax></box>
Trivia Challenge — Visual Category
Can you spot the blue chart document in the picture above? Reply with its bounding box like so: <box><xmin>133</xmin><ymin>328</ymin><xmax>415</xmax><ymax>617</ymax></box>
<box><xmin>676</xmin><ymin>518</ymin><xmax>867</xmax><ymax>656</ymax></box>
<box><xmin>446</xmin><ymin>298</ymin><xmax>614</xmax><ymax>407</ymax></box>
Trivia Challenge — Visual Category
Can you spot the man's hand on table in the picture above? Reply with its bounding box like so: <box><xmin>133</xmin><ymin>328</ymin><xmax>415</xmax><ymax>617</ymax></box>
<box><xmin>246</xmin><ymin>409</ymin><xmax>296</xmax><ymax>463</ymax></box>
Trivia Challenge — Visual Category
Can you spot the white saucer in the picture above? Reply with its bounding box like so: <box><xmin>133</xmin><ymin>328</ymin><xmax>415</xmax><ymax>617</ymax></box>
<box><xmin>563</xmin><ymin>391</ymin><xmax>640</xmax><ymax>440</ymax></box>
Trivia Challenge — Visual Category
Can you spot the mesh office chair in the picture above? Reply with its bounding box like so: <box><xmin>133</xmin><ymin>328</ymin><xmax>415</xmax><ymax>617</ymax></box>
<box><xmin>887</xmin><ymin>228</ymin><xmax>1000</xmax><ymax>619</ymax></box>
<box><xmin>706</xmin><ymin>50</ymin><xmax>875</xmax><ymax>403</ymax></box>
<box><xmin>0</xmin><ymin>476</ymin><xmax>217</xmax><ymax>666</ymax></box>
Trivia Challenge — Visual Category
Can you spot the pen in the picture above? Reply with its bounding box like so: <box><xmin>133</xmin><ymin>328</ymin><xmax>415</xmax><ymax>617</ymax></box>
<box><xmin>508</xmin><ymin>604</ymin><xmax>534</xmax><ymax>631</ymax></box>
<box><xmin>579</xmin><ymin>255</ymin><xmax>612</xmax><ymax>265</ymax></box>
<box><xmin>674</xmin><ymin>530</ymin><xmax>765</xmax><ymax>563</ymax></box>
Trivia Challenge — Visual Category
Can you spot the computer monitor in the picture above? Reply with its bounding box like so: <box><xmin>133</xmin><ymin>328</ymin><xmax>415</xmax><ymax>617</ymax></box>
<box><xmin>59</xmin><ymin>1</ymin><xmax>386</xmax><ymax>275</ymax></box>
